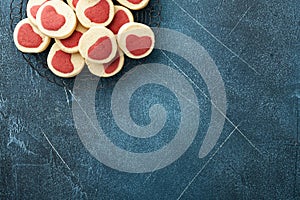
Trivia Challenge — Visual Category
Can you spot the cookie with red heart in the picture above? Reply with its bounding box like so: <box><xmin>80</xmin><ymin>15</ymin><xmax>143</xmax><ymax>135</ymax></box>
<box><xmin>75</xmin><ymin>0</ymin><xmax>114</xmax><ymax>28</ymax></box>
<box><xmin>86</xmin><ymin>48</ymin><xmax>124</xmax><ymax>77</ymax></box>
<box><xmin>78</xmin><ymin>26</ymin><xmax>117</xmax><ymax>64</ymax></box>
<box><xmin>36</xmin><ymin>0</ymin><xmax>77</xmax><ymax>39</ymax></box>
<box><xmin>116</xmin><ymin>0</ymin><xmax>150</xmax><ymax>10</ymax></box>
<box><xmin>47</xmin><ymin>43</ymin><xmax>85</xmax><ymax>78</ymax></box>
<box><xmin>26</xmin><ymin>0</ymin><xmax>63</xmax><ymax>25</ymax></box>
<box><xmin>67</xmin><ymin>0</ymin><xmax>79</xmax><ymax>10</ymax></box>
<box><xmin>107</xmin><ymin>5</ymin><xmax>134</xmax><ymax>35</ymax></box>
<box><xmin>117</xmin><ymin>22</ymin><xmax>154</xmax><ymax>59</ymax></box>
<box><xmin>55</xmin><ymin>23</ymin><xmax>87</xmax><ymax>53</ymax></box>
<box><xmin>13</xmin><ymin>18</ymin><xmax>51</xmax><ymax>53</ymax></box>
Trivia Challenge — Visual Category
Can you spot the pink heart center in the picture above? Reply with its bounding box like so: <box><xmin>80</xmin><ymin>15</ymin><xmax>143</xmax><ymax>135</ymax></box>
<box><xmin>17</xmin><ymin>23</ymin><xmax>43</xmax><ymax>48</ymax></box>
<box><xmin>30</xmin><ymin>5</ymin><xmax>41</xmax><ymax>19</ymax></box>
<box><xmin>60</xmin><ymin>31</ymin><xmax>83</xmax><ymax>48</ymax></box>
<box><xmin>126</xmin><ymin>34</ymin><xmax>152</xmax><ymax>56</ymax></box>
<box><xmin>41</xmin><ymin>5</ymin><xmax>66</xmax><ymax>31</ymax></box>
<box><xmin>84</xmin><ymin>0</ymin><xmax>110</xmax><ymax>23</ymax></box>
<box><xmin>127</xmin><ymin>0</ymin><xmax>143</xmax><ymax>4</ymax></box>
<box><xmin>104</xmin><ymin>52</ymin><xmax>120</xmax><ymax>74</ymax></box>
<box><xmin>107</xmin><ymin>10</ymin><xmax>129</xmax><ymax>34</ymax></box>
<box><xmin>88</xmin><ymin>36</ymin><xmax>112</xmax><ymax>60</ymax></box>
<box><xmin>72</xmin><ymin>0</ymin><xmax>79</xmax><ymax>8</ymax></box>
<box><xmin>51</xmin><ymin>50</ymin><xmax>74</xmax><ymax>73</ymax></box>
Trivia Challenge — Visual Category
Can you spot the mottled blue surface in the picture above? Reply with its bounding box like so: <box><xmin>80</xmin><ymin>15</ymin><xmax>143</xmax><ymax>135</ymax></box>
<box><xmin>1</xmin><ymin>0</ymin><xmax>299</xmax><ymax>199</ymax></box>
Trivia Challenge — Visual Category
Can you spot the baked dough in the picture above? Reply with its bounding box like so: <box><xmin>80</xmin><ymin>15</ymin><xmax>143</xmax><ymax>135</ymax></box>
<box><xmin>55</xmin><ymin>23</ymin><xmax>87</xmax><ymax>53</ymax></box>
<box><xmin>36</xmin><ymin>0</ymin><xmax>77</xmax><ymax>39</ymax></box>
<box><xmin>13</xmin><ymin>18</ymin><xmax>51</xmax><ymax>53</ymax></box>
<box><xmin>107</xmin><ymin>5</ymin><xmax>134</xmax><ymax>35</ymax></box>
<box><xmin>75</xmin><ymin>0</ymin><xmax>114</xmax><ymax>28</ymax></box>
<box><xmin>116</xmin><ymin>0</ymin><xmax>150</xmax><ymax>10</ymax></box>
<box><xmin>117</xmin><ymin>22</ymin><xmax>154</xmax><ymax>59</ymax></box>
<box><xmin>47</xmin><ymin>43</ymin><xmax>85</xmax><ymax>78</ymax></box>
<box><xmin>86</xmin><ymin>48</ymin><xmax>124</xmax><ymax>77</ymax></box>
<box><xmin>67</xmin><ymin>0</ymin><xmax>79</xmax><ymax>10</ymax></box>
<box><xmin>79</xmin><ymin>26</ymin><xmax>117</xmax><ymax>64</ymax></box>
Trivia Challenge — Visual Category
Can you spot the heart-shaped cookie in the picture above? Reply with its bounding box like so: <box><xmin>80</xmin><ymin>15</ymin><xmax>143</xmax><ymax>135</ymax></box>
<box><xmin>107</xmin><ymin>5</ymin><xmax>134</xmax><ymax>35</ymax></box>
<box><xmin>47</xmin><ymin>43</ymin><xmax>85</xmax><ymax>78</ymax></box>
<box><xmin>76</xmin><ymin>0</ymin><xmax>114</xmax><ymax>28</ymax></box>
<box><xmin>116</xmin><ymin>0</ymin><xmax>150</xmax><ymax>10</ymax></box>
<box><xmin>13</xmin><ymin>18</ymin><xmax>50</xmax><ymax>53</ymax></box>
<box><xmin>117</xmin><ymin>22</ymin><xmax>155</xmax><ymax>59</ymax></box>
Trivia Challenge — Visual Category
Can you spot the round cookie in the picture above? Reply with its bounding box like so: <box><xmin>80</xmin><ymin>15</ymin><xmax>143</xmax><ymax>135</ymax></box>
<box><xmin>47</xmin><ymin>43</ymin><xmax>85</xmax><ymax>78</ymax></box>
<box><xmin>75</xmin><ymin>0</ymin><xmax>114</xmax><ymax>28</ymax></box>
<box><xmin>116</xmin><ymin>0</ymin><xmax>150</xmax><ymax>10</ymax></box>
<box><xmin>79</xmin><ymin>26</ymin><xmax>117</xmax><ymax>64</ymax></box>
<box><xmin>67</xmin><ymin>0</ymin><xmax>80</xmax><ymax>10</ymax></box>
<box><xmin>13</xmin><ymin>18</ymin><xmax>51</xmax><ymax>53</ymax></box>
<box><xmin>107</xmin><ymin>5</ymin><xmax>134</xmax><ymax>35</ymax></box>
<box><xmin>117</xmin><ymin>22</ymin><xmax>155</xmax><ymax>59</ymax></box>
<box><xmin>55</xmin><ymin>23</ymin><xmax>88</xmax><ymax>53</ymax></box>
<box><xmin>86</xmin><ymin>48</ymin><xmax>124</xmax><ymax>77</ymax></box>
<box><xmin>36</xmin><ymin>0</ymin><xmax>77</xmax><ymax>39</ymax></box>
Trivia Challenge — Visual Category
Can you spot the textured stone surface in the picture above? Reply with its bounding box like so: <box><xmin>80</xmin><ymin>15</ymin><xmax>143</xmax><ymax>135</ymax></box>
<box><xmin>1</xmin><ymin>0</ymin><xmax>299</xmax><ymax>199</ymax></box>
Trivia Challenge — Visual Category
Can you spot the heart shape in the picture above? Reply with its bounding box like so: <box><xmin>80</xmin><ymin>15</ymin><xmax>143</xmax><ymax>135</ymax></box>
<box><xmin>61</xmin><ymin>31</ymin><xmax>83</xmax><ymax>48</ymax></box>
<box><xmin>51</xmin><ymin>50</ymin><xmax>74</xmax><ymax>73</ymax></box>
<box><xmin>107</xmin><ymin>10</ymin><xmax>129</xmax><ymax>34</ymax></box>
<box><xmin>84</xmin><ymin>0</ymin><xmax>110</xmax><ymax>23</ymax></box>
<box><xmin>126</xmin><ymin>34</ymin><xmax>152</xmax><ymax>56</ymax></box>
<box><xmin>127</xmin><ymin>0</ymin><xmax>143</xmax><ymax>4</ymax></box>
<box><xmin>30</xmin><ymin>5</ymin><xmax>41</xmax><ymax>19</ymax></box>
<box><xmin>72</xmin><ymin>0</ymin><xmax>79</xmax><ymax>8</ymax></box>
<box><xmin>17</xmin><ymin>23</ymin><xmax>43</xmax><ymax>48</ymax></box>
<box><xmin>41</xmin><ymin>5</ymin><xmax>66</xmax><ymax>31</ymax></box>
<box><xmin>88</xmin><ymin>36</ymin><xmax>112</xmax><ymax>60</ymax></box>
<box><xmin>104</xmin><ymin>53</ymin><xmax>120</xmax><ymax>74</ymax></box>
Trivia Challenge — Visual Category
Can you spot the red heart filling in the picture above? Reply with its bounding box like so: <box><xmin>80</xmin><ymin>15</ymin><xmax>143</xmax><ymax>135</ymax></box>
<box><xmin>88</xmin><ymin>36</ymin><xmax>112</xmax><ymax>60</ymax></box>
<box><xmin>41</xmin><ymin>5</ymin><xmax>66</xmax><ymax>31</ymax></box>
<box><xmin>60</xmin><ymin>31</ymin><xmax>83</xmax><ymax>48</ymax></box>
<box><xmin>107</xmin><ymin>10</ymin><xmax>129</xmax><ymax>34</ymax></box>
<box><xmin>127</xmin><ymin>0</ymin><xmax>143</xmax><ymax>4</ymax></box>
<box><xmin>72</xmin><ymin>0</ymin><xmax>79</xmax><ymax>8</ymax></box>
<box><xmin>51</xmin><ymin>50</ymin><xmax>74</xmax><ymax>73</ymax></box>
<box><xmin>84</xmin><ymin>0</ymin><xmax>110</xmax><ymax>23</ymax></box>
<box><xmin>30</xmin><ymin>5</ymin><xmax>41</xmax><ymax>19</ymax></box>
<box><xmin>126</xmin><ymin>34</ymin><xmax>152</xmax><ymax>56</ymax></box>
<box><xmin>17</xmin><ymin>23</ymin><xmax>43</xmax><ymax>48</ymax></box>
<box><xmin>104</xmin><ymin>53</ymin><xmax>120</xmax><ymax>74</ymax></box>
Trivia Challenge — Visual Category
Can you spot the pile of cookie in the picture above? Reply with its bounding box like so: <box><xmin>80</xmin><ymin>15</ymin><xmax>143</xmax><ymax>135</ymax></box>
<box><xmin>13</xmin><ymin>0</ymin><xmax>155</xmax><ymax>78</ymax></box>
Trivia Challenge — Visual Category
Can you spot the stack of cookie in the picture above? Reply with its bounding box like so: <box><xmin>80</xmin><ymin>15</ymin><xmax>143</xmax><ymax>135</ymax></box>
<box><xmin>13</xmin><ymin>0</ymin><xmax>155</xmax><ymax>78</ymax></box>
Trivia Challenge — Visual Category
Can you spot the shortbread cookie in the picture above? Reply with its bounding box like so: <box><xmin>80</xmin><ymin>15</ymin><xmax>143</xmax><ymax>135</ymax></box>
<box><xmin>55</xmin><ymin>23</ymin><xmax>87</xmax><ymax>53</ymax></box>
<box><xmin>13</xmin><ymin>18</ymin><xmax>51</xmax><ymax>53</ymax></box>
<box><xmin>107</xmin><ymin>5</ymin><xmax>134</xmax><ymax>35</ymax></box>
<box><xmin>79</xmin><ymin>26</ymin><xmax>117</xmax><ymax>64</ymax></box>
<box><xmin>67</xmin><ymin>0</ymin><xmax>79</xmax><ymax>10</ymax></box>
<box><xmin>36</xmin><ymin>0</ymin><xmax>77</xmax><ymax>39</ymax></box>
<box><xmin>47</xmin><ymin>43</ymin><xmax>85</xmax><ymax>78</ymax></box>
<box><xmin>116</xmin><ymin>0</ymin><xmax>150</xmax><ymax>10</ymax></box>
<box><xmin>86</xmin><ymin>48</ymin><xmax>124</xmax><ymax>77</ymax></box>
<box><xmin>75</xmin><ymin>0</ymin><xmax>114</xmax><ymax>28</ymax></box>
<box><xmin>117</xmin><ymin>22</ymin><xmax>154</xmax><ymax>59</ymax></box>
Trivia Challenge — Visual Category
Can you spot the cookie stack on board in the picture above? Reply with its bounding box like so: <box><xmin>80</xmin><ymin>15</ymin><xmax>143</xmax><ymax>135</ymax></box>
<box><xmin>13</xmin><ymin>0</ymin><xmax>155</xmax><ymax>78</ymax></box>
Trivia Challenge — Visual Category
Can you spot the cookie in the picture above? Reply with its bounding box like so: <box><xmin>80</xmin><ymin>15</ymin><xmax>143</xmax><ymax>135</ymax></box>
<box><xmin>36</xmin><ymin>0</ymin><xmax>77</xmax><ymax>39</ymax></box>
<box><xmin>107</xmin><ymin>5</ymin><xmax>134</xmax><ymax>35</ymax></box>
<box><xmin>117</xmin><ymin>22</ymin><xmax>155</xmax><ymax>59</ymax></box>
<box><xmin>55</xmin><ymin>23</ymin><xmax>87</xmax><ymax>53</ymax></box>
<box><xmin>47</xmin><ymin>43</ymin><xmax>85</xmax><ymax>78</ymax></box>
<box><xmin>86</xmin><ymin>48</ymin><xmax>124</xmax><ymax>77</ymax></box>
<box><xmin>13</xmin><ymin>18</ymin><xmax>51</xmax><ymax>53</ymax></box>
<box><xmin>78</xmin><ymin>26</ymin><xmax>117</xmax><ymax>64</ymax></box>
<box><xmin>75</xmin><ymin>0</ymin><xmax>114</xmax><ymax>28</ymax></box>
<box><xmin>116</xmin><ymin>0</ymin><xmax>150</xmax><ymax>10</ymax></box>
<box><xmin>67</xmin><ymin>0</ymin><xmax>79</xmax><ymax>10</ymax></box>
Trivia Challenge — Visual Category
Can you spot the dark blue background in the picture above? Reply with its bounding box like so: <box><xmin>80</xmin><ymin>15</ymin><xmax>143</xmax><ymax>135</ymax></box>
<box><xmin>1</xmin><ymin>0</ymin><xmax>299</xmax><ymax>199</ymax></box>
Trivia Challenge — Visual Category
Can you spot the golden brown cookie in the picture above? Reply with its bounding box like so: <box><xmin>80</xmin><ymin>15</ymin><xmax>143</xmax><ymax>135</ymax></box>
<box><xmin>117</xmin><ymin>22</ymin><xmax>155</xmax><ymax>59</ymax></box>
<box><xmin>13</xmin><ymin>18</ymin><xmax>51</xmax><ymax>53</ymax></box>
<box><xmin>47</xmin><ymin>43</ymin><xmax>85</xmax><ymax>78</ymax></box>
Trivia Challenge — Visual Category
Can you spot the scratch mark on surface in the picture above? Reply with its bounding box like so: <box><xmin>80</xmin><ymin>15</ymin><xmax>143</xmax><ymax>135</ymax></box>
<box><xmin>40</xmin><ymin>128</ymin><xmax>71</xmax><ymax>171</ymax></box>
<box><xmin>227</xmin><ymin>6</ymin><xmax>252</xmax><ymax>37</ymax></box>
<box><xmin>7</xmin><ymin>133</ymin><xmax>37</xmax><ymax>155</ymax></box>
<box><xmin>64</xmin><ymin>87</ymin><xmax>70</xmax><ymax>107</ymax></box>
<box><xmin>176</xmin><ymin>125</ymin><xmax>239</xmax><ymax>200</ymax></box>
<box><xmin>170</xmin><ymin>0</ymin><xmax>260</xmax><ymax>75</ymax></box>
